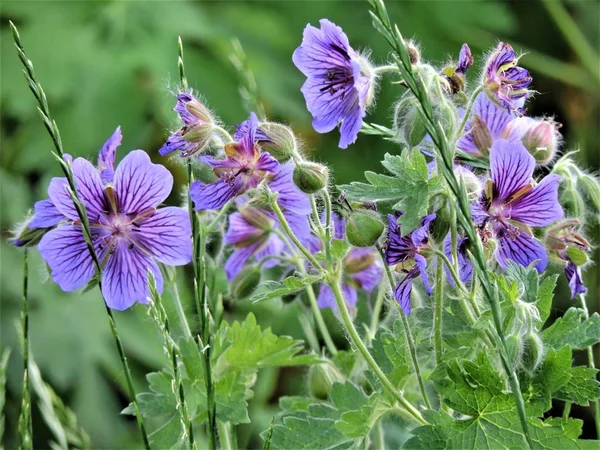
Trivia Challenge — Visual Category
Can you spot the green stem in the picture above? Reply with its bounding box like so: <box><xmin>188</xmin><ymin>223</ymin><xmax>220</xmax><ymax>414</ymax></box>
<box><xmin>379</xmin><ymin>249</ymin><xmax>432</xmax><ymax>410</ymax></box>
<box><xmin>374</xmin><ymin>64</ymin><xmax>399</xmax><ymax>75</ymax></box>
<box><xmin>541</xmin><ymin>0</ymin><xmax>600</xmax><ymax>86</ymax></box>
<box><xmin>213</xmin><ymin>125</ymin><xmax>234</xmax><ymax>144</ymax></box>
<box><xmin>328</xmin><ymin>276</ymin><xmax>426</xmax><ymax>425</ymax></box>
<box><xmin>577</xmin><ymin>293</ymin><xmax>600</xmax><ymax>437</ymax></box>
<box><xmin>369</xmin><ymin>282</ymin><xmax>386</xmax><ymax>341</ymax></box>
<box><xmin>168</xmin><ymin>275</ymin><xmax>192</xmax><ymax>339</ymax></box>
<box><xmin>10</xmin><ymin>22</ymin><xmax>150</xmax><ymax>448</ymax></box>
<box><xmin>298</xmin><ymin>313</ymin><xmax>320</xmax><ymax>353</ymax></box>
<box><xmin>367</xmin><ymin>3</ymin><xmax>533</xmax><ymax>444</ymax></box>
<box><xmin>373</xmin><ymin>421</ymin><xmax>385</xmax><ymax>450</ymax></box>
<box><xmin>449</xmin><ymin>202</ymin><xmax>459</xmax><ymax>275</ymax></box>
<box><xmin>217</xmin><ymin>421</ymin><xmax>233</xmax><ymax>450</ymax></box>
<box><xmin>18</xmin><ymin>249</ymin><xmax>32</xmax><ymax>450</ymax></box>
<box><xmin>322</xmin><ymin>190</ymin><xmax>333</xmax><ymax>262</ymax></box>
<box><xmin>433</xmin><ymin>257</ymin><xmax>444</xmax><ymax>366</ymax></box>
<box><xmin>562</xmin><ymin>401</ymin><xmax>572</xmax><ymax>419</ymax></box>
<box><xmin>454</xmin><ymin>85</ymin><xmax>483</xmax><ymax>144</ymax></box>
<box><xmin>206</xmin><ymin>200</ymin><xmax>233</xmax><ymax>234</ymax></box>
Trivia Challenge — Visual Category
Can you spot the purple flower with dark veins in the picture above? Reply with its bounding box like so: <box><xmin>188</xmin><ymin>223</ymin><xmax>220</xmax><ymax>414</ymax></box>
<box><xmin>472</xmin><ymin>139</ymin><xmax>563</xmax><ymax>272</ymax></box>
<box><xmin>190</xmin><ymin>112</ymin><xmax>279</xmax><ymax>211</ymax></box>
<box><xmin>441</xmin><ymin>43</ymin><xmax>473</xmax><ymax>94</ymax></box>
<box><xmin>36</xmin><ymin>129</ymin><xmax>191</xmax><ymax>310</ymax></box>
<box><xmin>293</xmin><ymin>19</ymin><xmax>375</xmax><ymax>149</ymax></box>
<box><xmin>384</xmin><ymin>213</ymin><xmax>436</xmax><ymax>315</ymax></box>
<box><xmin>443</xmin><ymin>234</ymin><xmax>473</xmax><ymax>287</ymax></box>
<box><xmin>563</xmin><ymin>255</ymin><xmax>587</xmax><ymax>299</ymax></box>
<box><xmin>317</xmin><ymin>215</ymin><xmax>382</xmax><ymax>312</ymax></box>
<box><xmin>457</xmin><ymin>43</ymin><xmax>474</xmax><ymax>75</ymax></box>
<box><xmin>159</xmin><ymin>92</ymin><xmax>214</xmax><ymax>157</ymax></box>
<box><xmin>483</xmin><ymin>42</ymin><xmax>532</xmax><ymax>112</ymax></box>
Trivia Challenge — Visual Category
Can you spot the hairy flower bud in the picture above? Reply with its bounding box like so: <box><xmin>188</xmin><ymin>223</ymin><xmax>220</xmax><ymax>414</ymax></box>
<box><xmin>471</xmin><ymin>115</ymin><xmax>493</xmax><ymax>154</ymax></box>
<box><xmin>504</xmin><ymin>117</ymin><xmax>561</xmax><ymax>165</ymax></box>
<box><xmin>231</xmin><ymin>265</ymin><xmax>262</xmax><ymax>300</ymax></box>
<box><xmin>345</xmin><ymin>210</ymin><xmax>385</xmax><ymax>247</ymax></box>
<box><xmin>520</xmin><ymin>332</ymin><xmax>544</xmax><ymax>374</ymax></box>
<box><xmin>259</xmin><ymin>122</ymin><xmax>297</xmax><ymax>162</ymax></box>
<box><xmin>566</xmin><ymin>246</ymin><xmax>588</xmax><ymax>267</ymax></box>
<box><xmin>406</xmin><ymin>41</ymin><xmax>421</xmax><ymax>65</ymax></box>
<box><xmin>307</xmin><ymin>363</ymin><xmax>344</xmax><ymax>400</ymax></box>
<box><xmin>579</xmin><ymin>174</ymin><xmax>600</xmax><ymax>213</ymax></box>
<box><xmin>505</xmin><ymin>334</ymin><xmax>523</xmax><ymax>369</ymax></box>
<box><xmin>293</xmin><ymin>162</ymin><xmax>328</xmax><ymax>194</ymax></box>
<box><xmin>12</xmin><ymin>222</ymin><xmax>49</xmax><ymax>247</ymax></box>
<box><xmin>394</xmin><ymin>97</ymin><xmax>427</xmax><ymax>147</ymax></box>
<box><xmin>455</xmin><ymin>166</ymin><xmax>482</xmax><ymax>203</ymax></box>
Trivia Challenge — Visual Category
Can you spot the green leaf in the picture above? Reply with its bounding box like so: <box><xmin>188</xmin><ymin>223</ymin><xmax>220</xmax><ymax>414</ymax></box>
<box><xmin>555</xmin><ymin>366</ymin><xmax>600</xmax><ymax>406</ymax></box>
<box><xmin>249</xmin><ymin>275</ymin><xmax>324</xmax><ymax>303</ymax></box>
<box><xmin>330</xmin><ymin>239</ymin><xmax>350</xmax><ymax>260</ymax></box>
<box><xmin>267</xmin><ymin>414</ymin><xmax>353</xmax><ymax>450</ymax></box>
<box><xmin>331</xmin><ymin>381</ymin><xmax>382</xmax><ymax>439</ymax></box>
<box><xmin>339</xmin><ymin>150</ymin><xmax>440</xmax><ymax>234</ymax></box>
<box><xmin>527</xmin><ymin>347</ymin><xmax>573</xmax><ymax>413</ymax></box>
<box><xmin>542</xmin><ymin>308</ymin><xmax>600</xmax><ymax>350</ymax></box>
<box><xmin>0</xmin><ymin>349</ymin><xmax>10</xmax><ymax>443</ymax></box>
<box><xmin>367</xmin><ymin>320</ymin><xmax>410</xmax><ymax>392</ymax></box>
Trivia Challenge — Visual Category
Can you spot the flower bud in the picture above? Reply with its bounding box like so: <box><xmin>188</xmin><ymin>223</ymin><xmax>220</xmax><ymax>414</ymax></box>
<box><xmin>293</xmin><ymin>162</ymin><xmax>328</xmax><ymax>194</ymax></box>
<box><xmin>503</xmin><ymin>117</ymin><xmax>561</xmax><ymax>165</ymax></box>
<box><xmin>579</xmin><ymin>174</ymin><xmax>600</xmax><ymax>213</ymax></box>
<box><xmin>520</xmin><ymin>332</ymin><xmax>544</xmax><ymax>374</ymax></box>
<box><xmin>231</xmin><ymin>265</ymin><xmax>262</xmax><ymax>300</ymax></box>
<box><xmin>566</xmin><ymin>246</ymin><xmax>588</xmax><ymax>267</ymax></box>
<box><xmin>184</xmin><ymin>95</ymin><xmax>213</xmax><ymax>124</ymax></box>
<box><xmin>406</xmin><ymin>41</ymin><xmax>421</xmax><ymax>65</ymax></box>
<box><xmin>345</xmin><ymin>211</ymin><xmax>385</xmax><ymax>247</ymax></box>
<box><xmin>307</xmin><ymin>363</ymin><xmax>344</xmax><ymax>400</ymax></box>
<box><xmin>12</xmin><ymin>222</ymin><xmax>49</xmax><ymax>247</ymax></box>
<box><xmin>505</xmin><ymin>334</ymin><xmax>523</xmax><ymax>369</ymax></box>
<box><xmin>455</xmin><ymin>166</ymin><xmax>482</xmax><ymax>203</ymax></box>
<box><xmin>471</xmin><ymin>115</ymin><xmax>493</xmax><ymax>154</ymax></box>
<box><xmin>394</xmin><ymin>97</ymin><xmax>427</xmax><ymax>147</ymax></box>
<box><xmin>560</xmin><ymin>184</ymin><xmax>585</xmax><ymax>217</ymax></box>
<box><xmin>258</xmin><ymin>122</ymin><xmax>297</xmax><ymax>162</ymax></box>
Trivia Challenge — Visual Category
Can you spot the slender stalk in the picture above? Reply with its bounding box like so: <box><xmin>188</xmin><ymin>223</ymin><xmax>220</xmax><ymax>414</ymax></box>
<box><xmin>298</xmin><ymin>313</ymin><xmax>320</xmax><ymax>353</ymax></box>
<box><xmin>18</xmin><ymin>249</ymin><xmax>32</xmax><ymax>450</ymax></box>
<box><xmin>562</xmin><ymin>401</ymin><xmax>572</xmax><ymax>419</ymax></box>
<box><xmin>374</xmin><ymin>64</ymin><xmax>399</xmax><ymax>75</ymax></box>
<box><xmin>179</xmin><ymin>37</ymin><xmax>218</xmax><ymax>450</ymax></box>
<box><xmin>10</xmin><ymin>22</ymin><xmax>150</xmax><ymax>448</ymax></box>
<box><xmin>433</xmin><ymin>258</ymin><xmax>444</xmax><ymax>366</ymax></box>
<box><xmin>449</xmin><ymin>202</ymin><xmax>459</xmax><ymax>274</ymax></box>
<box><xmin>369</xmin><ymin>282</ymin><xmax>386</xmax><ymax>340</ymax></box>
<box><xmin>168</xmin><ymin>275</ymin><xmax>192</xmax><ymax>339</ymax></box>
<box><xmin>577</xmin><ymin>293</ymin><xmax>600</xmax><ymax>437</ymax></box>
<box><xmin>454</xmin><ymin>85</ymin><xmax>483</xmax><ymax>144</ymax></box>
<box><xmin>322</xmin><ymin>190</ymin><xmax>333</xmax><ymax>262</ymax></box>
<box><xmin>206</xmin><ymin>200</ymin><xmax>233</xmax><ymax>234</ymax></box>
<box><xmin>368</xmin><ymin>2</ymin><xmax>533</xmax><ymax>445</ymax></box>
<box><xmin>218</xmin><ymin>421</ymin><xmax>233</xmax><ymax>450</ymax></box>
<box><xmin>541</xmin><ymin>0</ymin><xmax>600</xmax><ymax>86</ymax></box>
<box><xmin>373</xmin><ymin>421</ymin><xmax>385</xmax><ymax>450</ymax></box>
<box><xmin>378</xmin><ymin>249</ymin><xmax>432</xmax><ymax>409</ymax></box>
<box><xmin>213</xmin><ymin>125</ymin><xmax>234</xmax><ymax>144</ymax></box>
<box><xmin>328</xmin><ymin>275</ymin><xmax>426</xmax><ymax>425</ymax></box>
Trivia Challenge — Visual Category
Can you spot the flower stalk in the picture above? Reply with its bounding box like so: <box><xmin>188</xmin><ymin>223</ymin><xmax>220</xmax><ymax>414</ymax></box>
<box><xmin>18</xmin><ymin>249</ymin><xmax>32</xmax><ymax>450</ymax></box>
<box><xmin>10</xmin><ymin>22</ymin><xmax>151</xmax><ymax>449</ymax></box>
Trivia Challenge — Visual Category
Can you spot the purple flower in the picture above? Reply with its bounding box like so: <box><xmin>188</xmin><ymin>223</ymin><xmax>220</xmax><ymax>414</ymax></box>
<box><xmin>384</xmin><ymin>213</ymin><xmax>436</xmax><ymax>315</ymax></box>
<box><xmin>483</xmin><ymin>42</ymin><xmax>532</xmax><ymax>112</ymax></box>
<box><xmin>36</xmin><ymin>132</ymin><xmax>191</xmax><ymax>310</ymax></box>
<box><xmin>457</xmin><ymin>92</ymin><xmax>518</xmax><ymax>156</ymax></box>
<box><xmin>563</xmin><ymin>255</ymin><xmax>587</xmax><ymax>299</ymax></box>
<box><xmin>317</xmin><ymin>215</ymin><xmax>382</xmax><ymax>311</ymax></box>
<box><xmin>159</xmin><ymin>92</ymin><xmax>213</xmax><ymax>157</ymax></box>
<box><xmin>293</xmin><ymin>19</ymin><xmax>374</xmax><ymax>149</ymax></box>
<box><xmin>190</xmin><ymin>112</ymin><xmax>279</xmax><ymax>211</ymax></box>
<box><xmin>443</xmin><ymin>234</ymin><xmax>473</xmax><ymax>287</ymax></box>
<box><xmin>457</xmin><ymin>43</ymin><xmax>474</xmax><ymax>75</ymax></box>
<box><xmin>472</xmin><ymin>139</ymin><xmax>563</xmax><ymax>272</ymax></box>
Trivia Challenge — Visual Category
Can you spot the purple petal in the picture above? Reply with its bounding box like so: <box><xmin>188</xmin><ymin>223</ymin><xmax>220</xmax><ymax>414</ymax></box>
<box><xmin>237</xmin><ymin>112</ymin><xmax>259</xmax><ymax>160</ymax></box>
<box><xmin>443</xmin><ymin>234</ymin><xmax>473</xmax><ymax>287</ymax></box>
<box><xmin>317</xmin><ymin>284</ymin><xmax>337</xmax><ymax>310</ymax></box>
<box><xmin>101</xmin><ymin>243</ymin><xmax>163</xmax><ymax>311</ymax></box>
<box><xmin>199</xmin><ymin>155</ymin><xmax>241</xmax><ymax>170</ymax></box>
<box><xmin>133</xmin><ymin>207</ymin><xmax>192</xmax><ymax>266</ymax></box>
<box><xmin>159</xmin><ymin>130</ymin><xmax>195</xmax><ymax>157</ymax></box>
<box><xmin>343</xmin><ymin>284</ymin><xmax>358</xmax><ymax>309</ymax></box>
<box><xmin>98</xmin><ymin>126</ymin><xmax>122</xmax><ymax>184</ymax></box>
<box><xmin>509</xmin><ymin>174</ymin><xmax>563</xmax><ymax>227</ymax></box>
<box><xmin>233</xmin><ymin>119</ymin><xmax>270</xmax><ymax>142</ymax></box>
<box><xmin>190</xmin><ymin>179</ymin><xmax>244</xmax><ymax>212</ymax></box>
<box><xmin>113</xmin><ymin>150</ymin><xmax>172</xmax><ymax>214</ymax></box>
<box><xmin>410</xmin><ymin>214</ymin><xmax>436</xmax><ymax>248</ymax></box>
<box><xmin>415</xmin><ymin>254</ymin><xmax>432</xmax><ymax>295</ymax></box>
<box><xmin>38</xmin><ymin>225</ymin><xmax>97</xmax><ymax>292</ymax></box>
<box><xmin>268</xmin><ymin>163</ymin><xmax>311</xmax><ymax>215</ymax></box>
<box><xmin>256</xmin><ymin>152</ymin><xmax>280</xmax><ymax>173</ymax></box>
<box><xmin>338</xmin><ymin>99</ymin><xmax>363</xmax><ymax>149</ymax></box>
<box><xmin>384</xmin><ymin>214</ymin><xmax>414</xmax><ymax>265</ymax></box>
<box><xmin>292</xmin><ymin>20</ymin><xmax>351</xmax><ymax>76</ymax></box>
<box><xmin>224</xmin><ymin>243</ymin><xmax>261</xmax><ymax>280</ymax></box>
<box><xmin>457</xmin><ymin>43</ymin><xmax>473</xmax><ymax>74</ymax></box>
<box><xmin>254</xmin><ymin>234</ymin><xmax>285</xmax><ymax>269</ymax></box>
<box><xmin>394</xmin><ymin>269</ymin><xmax>418</xmax><ymax>315</ymax></box>
<box><xmin>490</xmin><ymin>140</ymin><xmax>535</xmax><ymax>203</ymax></box>
<box><xmin>565</xmin><ymin>260</ymin><xmax>587</xmax><ymax>299</ymax></box>
<box><xmin>224</xmin><ymin>212</ymin><xmax>262</xmax><ymax>246</ymax></box>
<box><xmin>48</xmin><ymin>158</ymin><xmax>107</xmax><ymax>222</ymax></box>
<box><xmin>350</xmin><ymin>249</ymin><xmax>383</xmax><ymax>292</ymax></box>
<box><xmin>29</xmin><ymin>199</ymin><xmax>65</xmax><ymax>229</ymax></box>
<box><xmin>496</xmin><ymin>226</ymin><xmax>548</xmax><ymax>272</ymax></box>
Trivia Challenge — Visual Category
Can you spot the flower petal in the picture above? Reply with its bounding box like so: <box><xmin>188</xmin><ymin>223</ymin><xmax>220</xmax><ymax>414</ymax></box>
<box><xmin>343</xmin><ymin>284</ymin><xmax>358</xmax><ymax>309</ymax></box>
<box><xmin>415</xmin><ymin>254</ymin><xmax>432</xmax><ymax>295</ymax></box>
<box><xmin>292</xmin><ymin>20</ymin><xmax>351</xmax><ymax>76</ymax></box>
<box><xmin>317</xmin><ymin>284</ymin><xmax>336</xmax><ymax>310</ymax></box>
<box><xmin>48</xmin><ymin>158</ymin><xmax>107</xmax><ymax>222</ymax></box>
<box><xmin>133</xmin><ymin>207</ymin><xmax>192</xmax><ymax>266</ymax></box>
<box><xmin>410</xmin><ymin>214</ymin><xmax>436</xmax><ymax>248</ymax></box>
<box><xmin>190</xmin><ymin>178</ymin><xmax>244</xmax><ymax>212</ymax></box>
<box><xmin>444</xmin><ymin>234</ymin><xmax>473</xmax><ymax>287</ymax></box>
<box><xmin>509</xmin><ymin>174</ymin><xmax>563</xmax><ymax>226</ymax></box>
<box><xmin>98</xmin><ymin>126</ymin><xmax>122</xmax><ymax>184</ymax></box>
<box><xmin>490</xmin><ymin>140</ymin><xmax>535</xmax><ymax>203</ymax></box>
<box><xmin>496</xmin><ymin>226</ymin><xmax>548</xmax><ymax>272</ymax></box>
<box><xmin>394</xmin><ymin>269</ymin><xmax>418</xmax><ymax>315</ymax></box>
<box><xmin>338</xmin><ymin>100</ymin><xmax>363</xmax><ymax>149</ymax></box>
<box><xmin>565</xmin><ymin>260</ymin><xmax>587</xmax><ymax>299</ymax></box>
<box><xmin>29</xmin><ymin>199</ymin><xmax>65</xmax><ymax>229</ymax></box>
<box><xmin>38</xmin><ymin>225</ymin><xmax>97</xmax><ymax>292</ymax></box>
<box><xmin>256</xmin><ymin>152</ymin><xmax>280</xmax><ymax>173</ymax></box>
<box><xmin>224</xmin><ymin>243</ymin><xmax>260</xmax><ymax>280</ymax></box>
<box><xmin>269</xmin><ymin>163</ymin><xmax>312</xmax><ymax>215</ymax></box>
<box><xmin>254</xmin><ymin>235</ymin><xmax>285</xmax><ymax>269</ymax></box>
<box><xmin>113</xmin><ymin>150</ymin><xmax>173</xmax><ymax>214</ymax></box>
<box><xmin>101</xmin><ymin>243</ymin><xmax>162</xmax><ymax>311</ymax></box>
<box><xmin>384</xmin><ymin>214</ymin><xmax>413</xmax><ymax>265</ymax></box>
<box><xmin>350</xmin><ymin>252</ymin><xmax>383</xmax><ymax>292</ymax></box>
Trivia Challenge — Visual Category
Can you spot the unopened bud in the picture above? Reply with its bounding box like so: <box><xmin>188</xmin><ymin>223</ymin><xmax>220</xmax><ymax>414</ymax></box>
<box><xmin>345</xmin><ymin>211</ymin><xmax>385</xmax><ymax>247</ymax></box>
<box><xmin>395</xmin><ymin>97</ymin><xmax>427</xmax><ymax>147</ymax></box>
<box><xmin>471</xmin><ymin>115</ymin><xmax>493</xmax><ymax>153</ymax></box>
<box><xmin>520</xmin><ymin>332</ymin><xmax>544</xmax><ymax>374</ymax></box>
<box><xmin>259</xmin><ymin>122</ymin><xmax>297</xmax><ymax>162</ymax></box>
<box><xmin>293</xmin><ymin>162</ymin><xmax>328</xmax><ymax>194</ymax></box>
<box><xmin>406</xmin><ymin>41</ymin><xmax>421</xmax><ymax>65</ymax></box>
<box><xmin>12</xmin><ymin>223</ymin><xmax>48</xmax><ymax>247</ymax></box>
<box><xmin>307</xmin><ymin>363</ymin><xmax>344</xmax><ymax>400</ymax></box>
<box><xmin>505</xmin><ymin>334</ymin><xmax>523</xmax><ymax>369</ymax></box>
<box><xmin>239</xmin><ymin>206</ymin><xmax>275</xmax><ymax>231</ymax></box>
<box><xmin>231</xmin><ymin>265</ymin><xmax>262</xmax><ymax>300</ymax></box>
<box><xmin>560</xmin><ymin>185</ymin><xmax>585</xmax><ymax>217</ymax></box>
<box><xmin>566</xmin><ymin>246</ymin><xmax>588</xmax><ymax>267</ymax></box>
<box><xmin>183</xmin><ymin>94</ymin><xmax>213</xmax><ymax>124</ymax></box>
<box><xmin>522</xmin><ymin>120</ymin><xmax>559</xmax><ymax>165</ymax></box>
<box><xmin>455</xmin><ymin>166</ymin><xmax>482</xmax><ymax>203</ymax></box>
<box><xmin>579</xmin><ymin>174</ymin><xmax>600</xmax><ymax>213</ymax></box>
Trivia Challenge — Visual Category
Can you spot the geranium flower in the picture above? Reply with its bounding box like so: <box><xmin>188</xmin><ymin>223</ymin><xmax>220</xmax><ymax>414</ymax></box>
<box><xmin>293</xmin><ymin>19</ymin><xmax>375</xmax><ymax>149</ymax></box>
<box><xmin>190</xmin><ymin>112</ymin><xmax>279</xmax><ymax>211</ymax></box>
<box><xmin>443</xmin><ymin>234</ymin><xmax>473</xmax><ymax>287</ymax></box>
<box><xmin>36</xmin><ymin>129</ymin><xmax>191</xmax><ymax>310</ymax></box>
<box><xmin>472</xmin><ymin>139</ymin><xmax>563</xmax><ymax>272</ymax></box>
<box><xmin>316</xmin><ymin>215</ymin><xmax>382</xmax><ymax>311</ymax></box>
<box><xmin>483</xmin><ymin>42</ymin><xmax>532</xmax><ymax>112</ymax></box>
<box><xmin>384</xmin><ymin>213</ymin><xmax>436</xmax><ymax>315</ymax></box>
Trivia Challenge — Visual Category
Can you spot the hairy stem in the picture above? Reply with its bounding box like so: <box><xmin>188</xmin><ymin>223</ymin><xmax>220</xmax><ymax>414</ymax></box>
<box><xmin>168</xmin><ymin>274</ymin><xmax>192</xmax><ymax>339</ymax></box>
<box><xmin>10</xmin><ymin>22</ymin><xmax>150</xmax><ymax>448</ymax></box>
<box><xmin>18</xmin><ymin>249</ymin><xmax>32</xmax><ymax>450</ymax></box>
<box><xmin>433</xmin><ymin>257</ymin><xmax>444</xmax><ymax>366</ymax></box>
<box><xmin>369</xmin><ymin>282</ymin><xmax>386</xmax><ymax>341</ymax></box>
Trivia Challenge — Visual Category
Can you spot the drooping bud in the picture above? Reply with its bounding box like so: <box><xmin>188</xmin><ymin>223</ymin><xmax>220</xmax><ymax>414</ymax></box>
<box><xmin>258</xmin><ymin>122</ymin><xmax>297</xmax><ymax>162</ymax></box>
<box><xmin>406</xmin><ymin>41</ymin><xmax>421</xmax><ymax>65</ymax></box>
<box><xmin>345</xmin><ymin>211</ymin><xmax>385</xmax><ymax>247</ymax></box>
<box><xmin>566</xmin><ymin>246</ymin><xmax>588</xmax><ymax>267</ymax></box>
<box><xmin>545</xmin><ymin>219</ymin><xmax>590</xmax><ymax>254</ymax></box>
<box><xmin>231</xmin><ymin>265</ymin><xmax>262</xmax><ymax>300</ymax></box>
<box><xmin>505</xmin><ymin>334</ymin><xmax>523</xmax><ymax>369</ymax></box>
<box><xmin>394</xmin><ymin>97</ymin><xmax>427</xmax><ymax>147</ymax></box>
<box><xmin>441</xmin><ymin>44</ymin><xmax>473</xmax><ymax>94</ymax></box>
<box><xmin>471</xmin><ymin>115</ymin><xmax>493</xmax><ymax>154</ymax></box>
<box><xmin>504</xmin><ymin>117</ymin><xmax>561</xmax><ymax>165</ymax></box>
<box><xmin>455</xmin><ymin>166</ymin><xmax>482</xmax><ymax>203</ymax></box>
<box><xmin>293</xmin><ymin>162</ymin><xmax>329</xmax><ymax>194</ymax></box>
<box><xmin>12</xmin><ymin>222</ymin><xmax>49</xmax><ymax>247</ymax></box>
<box><xmin>520</xmin><ymin>332</ymin><xmax>544</xmax><ymax>374</ymax></box>
<box><xmin>307</xmin><ymin>363</ymin><xmax>344</xmax><ymax>400</ymax></box>
<box><xmin>579</xmin><ymin>174</ymin><xmax>600</xmax><ymax>213</ymax></box>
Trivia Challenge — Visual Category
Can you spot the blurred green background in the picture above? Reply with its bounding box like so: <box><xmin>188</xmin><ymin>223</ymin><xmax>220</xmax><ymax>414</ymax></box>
<box><xmin>1</xmin><ymin>0</ymin><xmax>598</xmax><ymax>448</ymax></box>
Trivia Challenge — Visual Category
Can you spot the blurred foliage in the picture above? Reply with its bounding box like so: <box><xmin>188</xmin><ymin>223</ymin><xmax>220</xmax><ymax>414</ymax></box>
<box><xmin>1</xmin><ymin>0</ymin><xmax>598</xmax><ymax>447</ymax></box>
